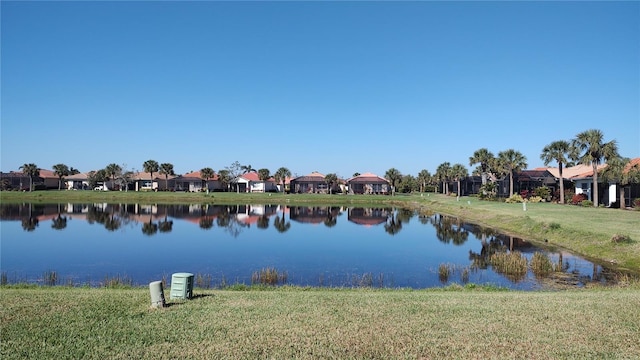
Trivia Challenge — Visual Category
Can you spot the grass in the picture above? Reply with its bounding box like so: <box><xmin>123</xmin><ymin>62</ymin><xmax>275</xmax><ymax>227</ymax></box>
<box><xmin>1</xmin><ymin>286</ymin><xmax>639</xmax><ymax>359</ymax></box>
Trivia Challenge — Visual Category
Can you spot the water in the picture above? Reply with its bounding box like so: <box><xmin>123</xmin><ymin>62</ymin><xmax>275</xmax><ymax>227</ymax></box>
<box><xmin>0</xmin><ymin>203</ymin><xmax>620</xmax><ymax>289</ymax></box>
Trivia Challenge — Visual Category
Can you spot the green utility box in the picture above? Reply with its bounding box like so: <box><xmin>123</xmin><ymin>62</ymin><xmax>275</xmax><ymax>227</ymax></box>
<box><xmin>170</xmin><ymin>272</ymin><xmax>194</xmax><ymax>300</ymax></box>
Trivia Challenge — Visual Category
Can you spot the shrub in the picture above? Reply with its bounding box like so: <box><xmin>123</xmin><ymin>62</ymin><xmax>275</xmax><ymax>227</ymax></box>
<box><xmin>581</xmin><ymin>200</ymin><xmax>593</xmax><ymax>207</ymax></box>
<box><xmin>611</xmin><ymin>234</ymin><xmax>632</xmax><ymax>244</ymax></box>
<box><xmin>633</xmin><ymin>198</ymin><xmax>640</xmax><ymax>208</ymax></box>
<box><xmin>571</xmin><ymin>193</ymin><xmax>587</xmax><ymax>205</ymax></box>
<box><xmin>528</xmin><ymin>196</ymin><xmax>543</xmax><ymax>203</ymax></box>
<box><xmin>505</xmin><ymin>194</ymin><xmax>525</xmax><ymax>203</ymax></box>
<box><xmin>534</xmin><ymin>186</ymin><xmax>551</xmax><ymax>200</ymax></box>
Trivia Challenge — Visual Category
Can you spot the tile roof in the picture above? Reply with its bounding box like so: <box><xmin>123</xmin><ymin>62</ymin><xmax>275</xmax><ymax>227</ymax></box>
<box><xmin>181</xmin><ymin>171</ymin><xmax>218</xmax><ymax>180</ymax></box>
<box><xmin>346</xmin><ymin>172</ymin><xmax>389</xmax><ymax>183</ymax></box>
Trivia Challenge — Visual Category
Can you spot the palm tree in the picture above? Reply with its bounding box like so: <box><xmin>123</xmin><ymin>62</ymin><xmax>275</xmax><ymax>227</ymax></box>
<box><xmin>200</xmin><ymin>167</ymin><xmax>215</xmax><ymax>193</ymax></box>
<box><xmin>540</xmin><ymin>140</ymin><xmax>572</xmax><ymax>204</ymax></box>
<box><xmin>417</xmin><ymin>169</ymin><xmax>431</xmax><ymax>193</ymax></box>
<box><xmin>324</xmin><ymin>173</ymin><xmax>338</xmax><ymax>194</ymax></box>
<box><xmin>435</xmin><ymin>162</ymin><xmax>451</xmax><ymax>194</ymax></box>
<box><xmin>19</xmin><ymin>163</ymin><xmax>39</xmax><ymax>192</ymax></box>
<box><xmin>217</xmin><ymin>169</ymin><xmax>231</xmax><ymax>192</ymax></box>
<box><xmin>52</xmin><ymin>163</ymin><xmax>70</xmax><ymax>190</ymax></box>
<box><xmin>497</xmin><ymin>149</ymin><xmax>527</xmax><ymax>197</ymax></box>
<box><xmin>469</xmin><ymin>148</ymin><xmax>494</xmax><ymax>186</ymax></box>
<box><xmin>241</xmin><ymin>164</ymin><xmax>255</xmax><ymax>173</ymax></box>
<box><xmin>274</xmin><ymin>167</ymin><xmax>291</xmax><ymax>194</ymax></box>
<box><xmin>450</xmin><ymin>163</ymin><xmax>468</xmax><ymax>197</ymax></box>
<box><xmin>599</xmin><ymin>157</ymin><xmax>640</xmax><ymax>209</ymax></box>
<box><xmin>571</xmin><ymin>129</ymin><xmax>619</xmax><ymax>207</ymax></box>
<box><xmin>69</xmin><ymin>167</ymin><xmax>80</xmax><ymax>175</ymax></box>
<box><xmin>159</xmin><ymin>163</ymin><xmax>175</xmax><ymax>190</ymax></box>
<box><xmin>352</xmin><ymin>172</ymin><xmax>361</xmax><ymax>177</ymax></box>
<box><xmin>105</xmin><ymin>163</ymin><xmax>122</xmax><ymax>190</ymax></box>
<box><xmin>385</xmin><ymin>168</ymin><xmax>402</xmax><ymax>195</ymax></box>
<box><xmin>143</xmin><ymin>160</ymin><xmax>159</xmax><ymax>190</ymax></box>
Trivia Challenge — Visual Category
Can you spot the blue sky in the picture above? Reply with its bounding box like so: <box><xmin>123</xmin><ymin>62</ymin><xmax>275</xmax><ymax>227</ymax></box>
<box><xmin>2</xmin><ymin>1</ymin><xmax>638</xmax><ymax>179</ymax></box>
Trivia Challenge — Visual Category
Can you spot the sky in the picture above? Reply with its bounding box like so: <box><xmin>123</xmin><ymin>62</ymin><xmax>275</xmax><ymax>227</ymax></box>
<box><xmin>1</xmin><ymin>1</ymin><xmax>639</xmax><ymax>179</ymax></box>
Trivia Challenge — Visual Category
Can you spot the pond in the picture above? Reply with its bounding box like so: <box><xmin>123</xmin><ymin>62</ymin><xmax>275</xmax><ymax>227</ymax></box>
<box><xmin>0</xmin><ymin>203</ymin><xmax>624</xmax><ymax>290</ymax></box>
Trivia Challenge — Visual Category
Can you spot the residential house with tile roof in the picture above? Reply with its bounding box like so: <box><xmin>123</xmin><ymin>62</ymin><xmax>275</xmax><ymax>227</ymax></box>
<box><xmin>290</xmin><ymin>171</ymin><xmax>336</xmax><ymax>194</ymax></box>
<box><xmin>177</xmin><ymin>171</ymin><xmax>223</xmax><ymax>192</ymax></box>
<box><xmin>346</xmin><ymin>172</ymin><xmax>390</xmax><ymax>195</ymax></box>
<box><xmin>233</xmin><ymin>171</ymin><xmax>278</xmax><ymax>193</ymax></box>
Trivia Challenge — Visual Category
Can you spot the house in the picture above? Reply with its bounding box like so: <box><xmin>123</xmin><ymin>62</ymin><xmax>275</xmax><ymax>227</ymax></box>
<box><xmin>0</xmin><ymin>169</ymin><xmax>60</xmax><ymax>190</ymax></box>
<box><xmin>177</xmin><ymin>171</ymin><xmax>223</xmax><ymax>192</ymax></box>
<box><xmin>290</xmin><ymin>172</ymin><xmax>334</xmax><ymax>194</ymax></box>
<box><xmin>346</xmin><ymin>172</ymin><xmax>390</xmax><ymax>195</ymax></box>
<box><xmin>66</xmin><ymin>172</ymin><xmax>90</xmax><ymax>190</ymax></box>
<box><xmin>233</xmin><ymin>172</ymin><xmax>279</xmax><ymax>193</ymax></box>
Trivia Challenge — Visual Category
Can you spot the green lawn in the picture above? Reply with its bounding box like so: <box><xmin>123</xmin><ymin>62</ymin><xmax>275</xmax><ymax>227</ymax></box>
<box><xmin>1</xmin><ymin>286</ymin><xmax>639</xmax><ymax>359</ymax></box>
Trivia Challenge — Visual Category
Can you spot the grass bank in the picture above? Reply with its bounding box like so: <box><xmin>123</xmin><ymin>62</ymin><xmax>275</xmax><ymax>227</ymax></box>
<box><xmin>1</xmin><ymin>286</ymin><xmax>639</xmax><ymax>359</ymax></box>
<box><xmin>2</xmin><ymin>190</ymin><xmax>639</xmax><ymax>271</ymax></box>
<box><xmin>415</xmin><ymin>194</ymin><xmax>640</xmax><ymax>272</ymax></box>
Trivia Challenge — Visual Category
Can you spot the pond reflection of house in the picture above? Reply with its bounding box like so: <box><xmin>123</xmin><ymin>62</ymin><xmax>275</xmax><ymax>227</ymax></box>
<box><xmin>347</xmin><ymin>207</ymin><xmax>390</xmax><ymax>227</ymax></box>
<box><xmin>346</xmin><ymin>173</ymin><xmax>390</xmax><ymax>195</ymax></box>
<box><xmin>289</xmin><ymin>206</ymin><xmax>340</xmax><ymax>224</ymax></box>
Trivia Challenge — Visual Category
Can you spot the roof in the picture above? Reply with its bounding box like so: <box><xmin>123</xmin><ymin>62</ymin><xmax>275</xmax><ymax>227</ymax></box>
<box><xmin>535</xmin><ymin>164</ymin><xmax>607</xmax><ymax>180</ymax></box>
<box><xmin>291</xmin><ymin>171</ymin><xmax>326</xmax><ymax>182</ymax></box>
<box><xmin>346</xmin><ymin>172</ymin><xmax>389</xmax><ymax>184</ymax></box>
<box><xmin>181</xmin><ymin>171</ymin><xmax>218</xmax><ymax>181</ymax></box>
<box><xmin>624</xmin><ymin>157</ymin><xmax>640</xmax><ymax>174</ymax></box>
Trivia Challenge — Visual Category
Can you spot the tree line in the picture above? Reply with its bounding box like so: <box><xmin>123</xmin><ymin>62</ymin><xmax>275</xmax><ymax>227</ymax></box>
<box><xmin>14</xmin><ymin>129</ymin><xmax>639</xmax><ymax>207</ymax></box>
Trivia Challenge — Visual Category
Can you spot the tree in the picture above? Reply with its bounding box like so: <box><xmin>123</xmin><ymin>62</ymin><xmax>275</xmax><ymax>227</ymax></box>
<box><xmin>52</xmin><ymin>163</ymin><xmax>70</xmax><ymax>190</ymax></box>
<box><xmin>241</xmin><ymin>164</ymin><xmax>255</xmax><ymax>173</ymax></box>
<box><xmin>143</xmin><ymin>160</ymin><xmax>160</xmax><ymax>190</ymax></box>
<box><xmin>226</xmin><ymin>161</ymin><xmax>244</xmax><ymax>193</ymax></box>
<box><xmin>274</xmin><ymin>167</ymin><xmax>291</xmax><ymax>194</ymax></box>
<box><xmin>352</xmin><ymin>172</ymin><xmax>361</xmax><ymax>177</ymax></box>
<box><xmin>105</xmin><ymin>163</ymin><xmax>122</xmax><ymax>190</ymax></box>
<box><xmin>69</xmin><ymin>167</ymin><xmax>80</xmax><ymax>175</ymax></box>
<box><xmin>435</xmin><ymin>162</ymin><xmax>452</xmax><ymax>194</ymax></box>
<box><xmin>599</xmin><ymin>157</ymin><xmax>640</xmax><ymax>209</ymax></box>
<box><xmin>385</xmin><ymin>168</ymin><xmax>402</xmax><ymax>195</ymax></box>
<box><xmin>540</xmin><ymin>140</ymin><xmax>572</xmax><ymax>204</ymax></box>
<box><xmin>258</xmin><ymin>168</ymin><xmax>271</xmax><ymax>182</ymax></box>
<box><xmin>217</xmin><ymin>169</ymin><xmax>231</xmax><ymax>192</ymax></box>
<box><xmin>19</xmin><ymin>163</ymin><xmax>39</xmax><ymax>191</ymax></box>
<box><xmin>571</xmin><ymin>129</ymin><xmax>619</xmax><ymax>207</ymax></box>
<box><xmin>200</xmin><ymin>167</ymin><xmax>215</xmax><ymax>194</ymax></box>
<box><xmin>159</xmin><ymin>163</ymin><xmax>175</xmax><ymax>190</ymax></box>
<box><xmin>451</xmin><ymin>163</ymin><xmax>468</xmax><ymax>197</ymax></box>
<box><xmin>87</xmin><ymin>169</ymin><xmax>107</xmax><ymax>189</ymax></box>
<box><xmin>469</xmin><ymin>148</ymin><xmax>494</xmax><ymax>186</ymax></box>
<box><xmin>497</xmin><ymin>149</ymin><xmax>527</xmax><ymax>197</ymax></box>
<box><xmin>417</xmin><ymin>169</ymin><xmax>431</xmax><ymax>193</ymax></box>
<box><xmin>324</xmin><ymin>173</ymin><xmax>338</xmax><ymax>194</ymax></box>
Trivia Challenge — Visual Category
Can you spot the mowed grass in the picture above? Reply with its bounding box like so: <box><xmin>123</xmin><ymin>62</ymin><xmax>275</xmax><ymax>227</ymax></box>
<box><xmin>417</xmin><ymin>194</ymin><xmax>640</xmax><ymax>272</ymax></box>
<box><xmin>1</xmin><ymin>286</ymin><xmax>639</xmax><ymax>359</ymax></box>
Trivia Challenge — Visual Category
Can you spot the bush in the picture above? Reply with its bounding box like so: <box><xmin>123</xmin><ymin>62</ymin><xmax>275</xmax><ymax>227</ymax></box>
<box><xmin>581</xmin><ymin>200</ymin><xmax>593</xmax><ymax>207</ymax></box>
<box><xmin>505</xmin><ymin>194</ymin><xmax>525</xmax><ymax>203</ymax></box>
<box><xmin>534</xmin><ymin>186</ymin><xmax>551</xmax><ymax>200</ymax></box>
<box><xmin>528</xmin><ymin>196</ymin><xmax>543</xmax><ymax>203</ymax></box>
<box><xmin>633</xmin><ymin>198</ymin><xmax>640</xmax><ymax>208</ymax></box>
<box><xmin>611</xmin><ymin>234</ymin><xmax>633</xmax><ymax>244</ymax></box>
<box><xmin>571</xmin><ymin>193</ymin><xmax>587</xmax><ymax>205</ymax></box>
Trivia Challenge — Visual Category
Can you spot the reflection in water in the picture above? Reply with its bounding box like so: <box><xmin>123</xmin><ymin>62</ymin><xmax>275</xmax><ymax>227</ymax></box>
<box><xmin>1</xmin><ymin>202</ymin><xmax>632</xmax><ymax>289</ymax></box>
